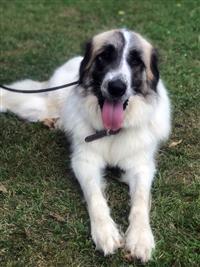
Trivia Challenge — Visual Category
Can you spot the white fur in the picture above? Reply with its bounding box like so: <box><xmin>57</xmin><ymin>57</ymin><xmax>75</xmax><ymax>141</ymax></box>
<box><xmin>1</xmin><ymin>32</ymin><xmax>171</xmax><ymax>262</ymax></box>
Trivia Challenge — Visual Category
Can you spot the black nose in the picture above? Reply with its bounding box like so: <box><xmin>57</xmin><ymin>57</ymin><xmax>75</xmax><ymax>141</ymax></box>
<box><xmin>107</xmin><ymin>79</ymin><xmax>127</xmax><ymax>98</ymax></box>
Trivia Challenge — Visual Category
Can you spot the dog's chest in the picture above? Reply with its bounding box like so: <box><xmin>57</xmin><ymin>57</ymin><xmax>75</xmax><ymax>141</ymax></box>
<box><xmin>91</xmin><ymin>127</ymin><xmax>153</xmax><ymax>168</ymax></box>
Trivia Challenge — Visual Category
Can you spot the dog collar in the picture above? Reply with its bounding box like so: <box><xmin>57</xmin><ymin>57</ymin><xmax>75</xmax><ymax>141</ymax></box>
<box><xmin>85</xmin><ymin>129</ymin><xmax>121</xmax><ymax>142</ymax></box>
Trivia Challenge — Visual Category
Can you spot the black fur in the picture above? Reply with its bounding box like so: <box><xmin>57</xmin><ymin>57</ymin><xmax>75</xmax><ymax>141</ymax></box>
<box><xmin>149</xmin><ymin>48</ymin><xmax>159</xmax><ymax>91</ymax></box>
<box><xmin>127</xmin><ymin>48</ymin><xmax>159</xmax><ymax>95</ymax></box>
<box><xmin>92</xmin><ymin>44</ymin><xmax>121</xmax><ymax>97</ymax></box>
<box><xmin>127</xmin><ymin>49</ymin><xmax>145</xmax><ymax>94</ymax></box>
<box><xmin>79</xmin><ymin>40</ymin><xmax>93</xmax><ymax>85</ymax></box>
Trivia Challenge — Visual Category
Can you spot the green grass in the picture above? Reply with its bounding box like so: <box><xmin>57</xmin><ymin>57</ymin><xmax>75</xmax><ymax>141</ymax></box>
<box><xmin>0</xmin><ymin>0</ymin><xmax>199</xmax><ymax>266</ymax></box>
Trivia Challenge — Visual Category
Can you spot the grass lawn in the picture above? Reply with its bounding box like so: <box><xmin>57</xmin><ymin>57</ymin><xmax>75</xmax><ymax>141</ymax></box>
<box><xmin>0</xmin><ymin>0</ymin><xmax>199</xmax><ymax>266</ymax></box>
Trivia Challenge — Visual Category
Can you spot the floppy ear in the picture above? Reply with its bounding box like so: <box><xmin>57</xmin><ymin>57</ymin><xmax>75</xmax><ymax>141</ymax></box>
<box><xmin>79</xmin><ymin>40</ymin><xmax>93</xmax><ymax>85</ymax></box>
<box><xmin>148</xmin><ymin>48</ymin><xmax>159</xmax><ymax>91</ymax></box>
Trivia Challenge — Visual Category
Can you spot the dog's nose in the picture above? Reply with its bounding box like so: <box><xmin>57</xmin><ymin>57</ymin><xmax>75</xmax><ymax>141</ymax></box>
<box><xmin>107</xmin><ymin>79</ymin><xmax>127</xmax><ymax>98</ymax></box>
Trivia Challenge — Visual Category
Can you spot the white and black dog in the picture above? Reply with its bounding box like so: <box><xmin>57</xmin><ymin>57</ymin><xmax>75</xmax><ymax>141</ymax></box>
<box><xmin>1</xmin><ymin>29</ymin><xmax>171</xmax><ymax>262</ymax></box>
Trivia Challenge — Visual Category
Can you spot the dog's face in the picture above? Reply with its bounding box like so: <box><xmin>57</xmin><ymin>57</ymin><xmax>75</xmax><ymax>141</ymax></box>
<box><xmin>79</xmin><ymin>29</ymin><xmax>159</xmax><ymax>131</ymax></box>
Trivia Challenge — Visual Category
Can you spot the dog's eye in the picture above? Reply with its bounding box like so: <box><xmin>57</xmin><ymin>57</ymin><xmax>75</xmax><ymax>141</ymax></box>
<box><xmin>128</xmin><ymin>50</ymin><xmax>143</xmax><ymax>67</ymax></box>
<box><xmin>96</xmin><ymin>45</ymin><xmax>116</xmax><ymax>65</ymax></box>
<box><xmin>131</xmin><ymin>58</ymin><xmax>141</xmax><ymax>66</ymax></box>
<box><xmin>96</xmin><ymin>54</ymin><xmax>104</xmax><ymax>64</ymax></box>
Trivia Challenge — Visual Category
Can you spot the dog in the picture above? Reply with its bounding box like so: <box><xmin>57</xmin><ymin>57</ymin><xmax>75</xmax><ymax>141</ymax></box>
<box><xmin>1</xmin><ymin>29</ymin><xmax>171</xmax><ymax>262</ymax></box>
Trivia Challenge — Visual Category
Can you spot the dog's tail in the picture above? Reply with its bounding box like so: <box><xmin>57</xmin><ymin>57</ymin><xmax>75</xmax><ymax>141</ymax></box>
<box><xmin>0</xmin><ymin>79</ymin><xmax>50</xmax><ymax>122</ymax></box>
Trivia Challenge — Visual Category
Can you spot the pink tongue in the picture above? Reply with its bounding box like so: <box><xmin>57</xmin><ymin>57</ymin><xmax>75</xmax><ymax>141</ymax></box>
<box><xmin>102</xmin><ymin>100</ymin><xmax>124</xmax><ymax>131</ymax></box>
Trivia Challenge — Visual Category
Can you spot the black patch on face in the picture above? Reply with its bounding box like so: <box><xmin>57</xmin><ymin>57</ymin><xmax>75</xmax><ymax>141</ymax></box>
<box><xmin>95</xmin><ymin>44</ymin><xmax>118</xmax><ymax>72</ymax></box>
<box><xmin>92</xmin><ymin>44</ymin><xmax>120</xmax><ymax>103</ymax></box>
<box><xmin>149</xmin><ymin>48</ymin><xmax>159</xmax><ymax>91</ymax></box>
<box><xmin>127</xmin><ymin>49</ymin><xmax>145</xmax><ymax>94</ymax></box>
<box><xmin>78</xmin><ymin>31</ymin><xmax>125</xmax><ymax>106</ymax></box>
<box><xmin>127</xmin><ymin>48</ymin><xmax>160</xmax><ymax>95</ymax></box>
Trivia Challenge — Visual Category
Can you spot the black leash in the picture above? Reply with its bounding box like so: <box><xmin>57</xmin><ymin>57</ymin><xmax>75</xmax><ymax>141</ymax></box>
<box><xmin>0</xmin><ymin>81</ymin><xmax>79</xmax><ymax>93</ymax></box>
<box><xmin>1</xmin><ymin>79</ymin><xmax>122</xmax><ymax>142</ymax></box>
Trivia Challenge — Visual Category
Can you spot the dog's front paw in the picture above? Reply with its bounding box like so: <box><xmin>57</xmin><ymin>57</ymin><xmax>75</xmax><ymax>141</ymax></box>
<box><xmin>125</xmin><ymin>225</ymin><xmax>155</xmax><ymax>263</ymax></box>
<box><xmin>91</xmin><ymin>218</ymin><xmax>123</xmax><ymax>255</ymax></box>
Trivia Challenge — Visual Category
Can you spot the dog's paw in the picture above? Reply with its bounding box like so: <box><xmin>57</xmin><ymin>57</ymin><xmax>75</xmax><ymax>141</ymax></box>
<box><xmin>91</xmin><ymin>218</ymin><xmax>123</xmax><ymax>255</ymax></box>
<box><xmin>125</xmin><ymin>225</ymin><xmax>155</xmax><ymax>263</ymax></box>
<box><xmin>42</xmin><ymin>117</ymin><xmax>59</xmax><ymax>129</ymax></box>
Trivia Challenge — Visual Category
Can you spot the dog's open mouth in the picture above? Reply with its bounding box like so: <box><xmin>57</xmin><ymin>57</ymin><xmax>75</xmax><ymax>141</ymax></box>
<box><xmin>101</xmin><ymin>99</ymin><xmax>128</xmax><ymax>131</ymax></box>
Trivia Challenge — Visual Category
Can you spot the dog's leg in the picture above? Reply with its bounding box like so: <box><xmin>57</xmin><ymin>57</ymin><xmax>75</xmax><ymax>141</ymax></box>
<box><xmin>72</xmin><ymin>155</ymin><xmax>123</xmax><ymax>255</ymax></box>
<box><xmin>123</xmin><ymin>161</ymin><xmax>155</xmax><ymax>262</ymax></box>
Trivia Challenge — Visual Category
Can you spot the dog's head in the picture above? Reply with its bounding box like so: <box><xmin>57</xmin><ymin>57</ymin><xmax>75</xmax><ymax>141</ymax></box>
<box><xmin>79</xmin><ymin>29</ymin><xmax>159</xmax><ymax>131</ymax></box>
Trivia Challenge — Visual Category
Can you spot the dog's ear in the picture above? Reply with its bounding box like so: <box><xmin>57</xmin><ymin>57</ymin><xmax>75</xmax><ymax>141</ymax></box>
<box><xmin>79</xmin><ymin>40</ymin><xmax>93</xmax><ymax>84</ymax></box>
<box><xmin>148</xmin><ymin>48</ymin><xmax>159</xmax><ymax>91</ymax></box>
